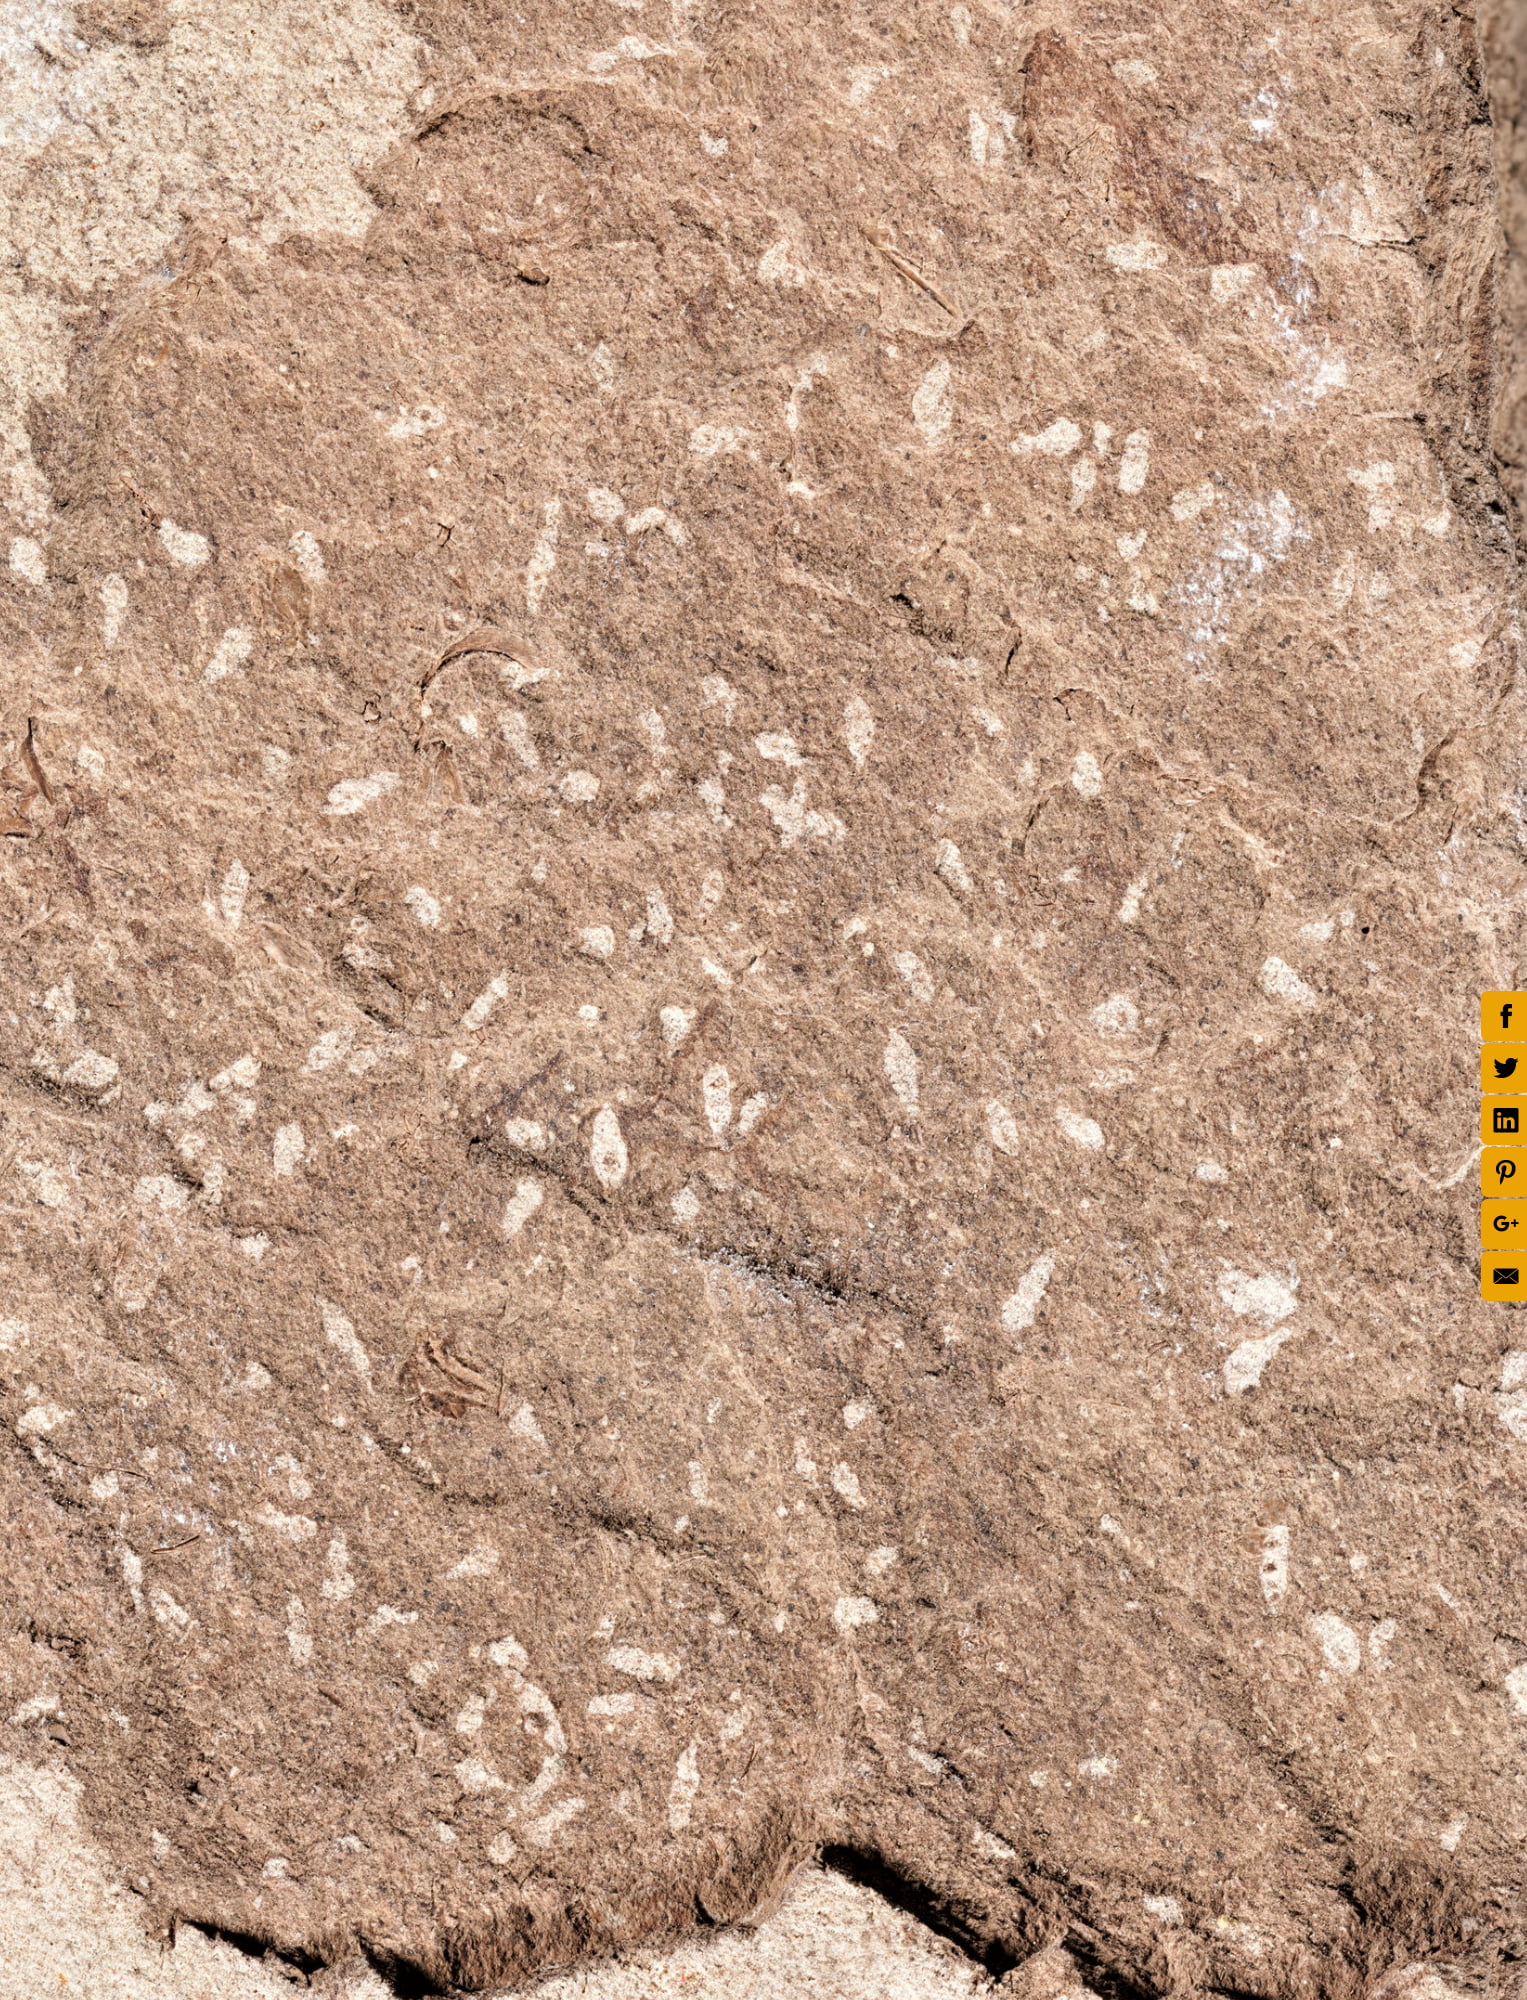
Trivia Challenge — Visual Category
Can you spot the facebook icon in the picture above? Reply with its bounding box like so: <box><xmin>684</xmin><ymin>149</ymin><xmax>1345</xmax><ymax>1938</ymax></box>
<box><xmin>1505</xmin><ymin>1001</ymin><xmax>1516</xmax><ymax>1031</ymax></box>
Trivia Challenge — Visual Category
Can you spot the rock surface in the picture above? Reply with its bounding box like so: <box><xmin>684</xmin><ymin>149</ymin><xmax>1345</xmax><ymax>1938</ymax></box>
<box><xmin>2</xmin><ymin>0</ymin><xmax>1526</xmax><ymax>1992</ymax></box>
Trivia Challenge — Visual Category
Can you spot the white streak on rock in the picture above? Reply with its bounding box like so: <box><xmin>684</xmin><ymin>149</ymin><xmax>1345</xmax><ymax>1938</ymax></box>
<box><xmin>893</xmin><ymin>951</ymin><xmax>934</xmax><ymax>1003</ymax></box>
<box><xmin>844</xmin><ymin>697</ymin><xmax>875</xmax><ymax>766</ymax></box>
<box><xmin>1260</xmin><ymin>1525</ymin><xmax>1289</xmax><ymax>1607</ymax></box>
<box><xmin>1219</xmin><ymin>1268</ymin><xmax>1298</xmax><ymax>1324</ymax></box>
<box><xmin>258</xmin><ymin>1506</ymin><xmax>317</xmax><ymax>1542</ymax></box>
<box><xmin>912</xmin><ymin>359</ymin><xmax>952</xmax><ymax>446</ymax></box>
<box><xmin>447</xmin><ymin>1544</ymin><xmax>500</xmax><ymax>1579</ymax></box>
<box><xmin>1171</xmin><ymin>482</ymin><xmax>1217</xmax><ymax>522</ymax></box>
<box><xmin>986</xmin><ymin>1101</ymin><xmax>1021</xmax><ymax>1156</ymax></box>
<box><xmin>461</xmin><ymin>973</ymin><xmax>510</xmax><ymax>1030</ymax></box>
<box><xmin>935</xmin><ymin>838</ymin><xmax>973</xmax><ymax>893</ymax></box>
<box><xmin>702</xmin><ymin>1065</ymin><xmax>733</xmax><ymax>1137</ymax></box>
<box><xmin>883</xmin><ymin>1029</ymin><xmax>919</xmax><ymax>1116</ymax></box>
<box><xmin>405</xmin><ymin>886</ymin><xmax>441</xmax><ymax>928</ymax></box>
<box><xmin>1070</xmin><ymin>750</ymin><xmax>1103</xmax><ymax>798</ymax></box>
<box><xmin>286</xmin><ymin>1597</ymin><xmax>313</xmax><ymax>1664</ymax></box>
<box><xmin>1118</xmin><ymin>431</ymin><xmax>1151</xmax><ymax>493</ymax></box>
<box><xmin>525</xmin><ymin>498</ymin><xmax>561</xmax><ymax>614</ymax></box>
<box><xmin>606</xmin><ymin>1645</ymin><xmax>680</xmax><ymax>1682</ymax></box>
<box><xmin>321</xmin><ymin>1535</ymin><xmax>355</xmax><ymax>1601</ymax></box>
<box><xmin>1105</xmin><ymin>239</ymin><xmax>1167</xmax><ymax>271</ymax></box>
<box><xmin>322</xmin><ymin>772</ymin><xmax>400</xmax><ymax>816</ymax></box>
<box><xmin>1012</xmin><ymin>417</ymin><xmax>1081</xmax><ymax>457</ymax></box>
<box><xmin>500</xmin><ymin>710</ymin><xmax>540</xmax><ymax>770</ymax></box>
<box><xmin>135</xmin><ymin>1174</ymin><xmax>187</xmax><ymax>1212</ymax></box>
<box><xmin>101</xmin><ymin>573</ymin><xmax>128</xmax><ymax>647</ymax></box>
<box><xmin>272</xmin><ymin>1124</ymin><xmax>304</xmax><ymax>1176</ymax></box>
<box><xmin>217</xmin><ymin>858</ymin><xmax>249</xmax><ymax>929</ymax></box>
<box><xmin>645</xmin><ymin>889</ymin><xmax>674</xmax><ymax>945</ymax></box>
<box><xmin>320</xmin><ymin>1297</ymin><xmax>371</xmax><ymax>1383</ymax></box>
<box><xmin>667</xmin><ymin>1742</ymin><xmax>701</xmax><ymax>1831</ymax></box>
<box><xmin>758</xmin><ymin>239</ymin><xmax>808</xmax><ymax>286</ymax></box>
<box><xmin>1090</xmin><ymin>994</ymin><xmax>1138</xmax><ymax>1035</ymax></box>
<box><xmin>1001</xmin><ymin>1254</ymin><xmax>1055</xmax><ymax>1332</ymax></box>
<box><xmin>60</xmin><ymin>1051</ymin><xmax>118</xmax><ymax>1093</ymax></box>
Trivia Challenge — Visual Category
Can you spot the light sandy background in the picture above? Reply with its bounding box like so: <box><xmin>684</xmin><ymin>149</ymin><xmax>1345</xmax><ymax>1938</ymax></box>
<box><xmin>0</xmin><ymin>1756</ymin><xmax>984</xmax><ymax>1996</ymax></box>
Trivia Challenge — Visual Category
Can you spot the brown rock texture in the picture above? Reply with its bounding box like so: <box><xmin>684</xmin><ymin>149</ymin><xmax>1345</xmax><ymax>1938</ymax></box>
<box><xmin>2</xmin><ymin>0</ymin><xmax>1527</xmax><ymax>1991</ymax></box>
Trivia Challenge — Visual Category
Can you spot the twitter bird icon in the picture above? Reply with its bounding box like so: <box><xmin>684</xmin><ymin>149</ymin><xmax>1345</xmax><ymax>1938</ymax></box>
<box><xmin>1498</xmin><ymin>1057</ymin><xmax>1520</xmax><ymax>1079</ymax></box>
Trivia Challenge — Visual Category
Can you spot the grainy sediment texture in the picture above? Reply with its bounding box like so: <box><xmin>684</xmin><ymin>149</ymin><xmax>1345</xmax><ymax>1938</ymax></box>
<box><xmin>0</xmin><ymin>1758</ymin><xmax>979</xmax><ymax>1999</ymax></box>
<box><xmin>2</xmin><ymin>0</ymin><xmax>1526</xmax><ymax>1992</ymax></box>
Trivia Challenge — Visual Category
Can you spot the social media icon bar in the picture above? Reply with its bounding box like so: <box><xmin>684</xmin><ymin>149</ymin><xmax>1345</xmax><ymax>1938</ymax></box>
<box><xmin>1482</xmin><ymin>997</ymin><xmax>1527</xmax><ymax>1296</ymax></box>
<box><xmin>1482</xmin><ymin>1260</ymin><xmax>1527</xmax><ymax>1300</ymax></box>
<box><xmin>1482</xmin><ymin>1045</ymin><xmax>1523</xmax><ymax>1088</ymax></box>
<box><xmin>1483</xmin><ymin>1098</ymin><xmax>1527</xmax><ymax>1143</ymax></box>
<box><xmin>1482</xmin><ymin>993</ymin><xmax>1527</xmax><ymax>1041</ymax></box>
<box><xmin>1482</xmin><ymin>1148</ymin><xmax>1527</xmax><ymax>1193</ymax></box>
<box><xmin>1482</xmin><ymin>1200</ymin><xmax>1527</xmax><ymax>1246</ymax></box>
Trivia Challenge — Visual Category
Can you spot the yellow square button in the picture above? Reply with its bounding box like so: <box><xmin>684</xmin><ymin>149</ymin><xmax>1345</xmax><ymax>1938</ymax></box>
<box><xmin>1482</xmin><ymin>1254</ymin><xmax>1527</xmax><ymax>1301</ymax></box>
<box><xmin>1483</xmin><ymin>993</ymin><xmax>1527</xmax><ymax>1041</ymax></box>
<box><xmin>1483</xmin><ymin>1098</ymin><xmax>1527</xmax><ymax>1143</ymax></box>
<box><xmin>1482</xmin><ymin>1147</ymin><xmax>1527</xmax><ymax>1195</ymax></box>
<box><xmin>1482</xmin><ymin>1200</ymin><xmax>1527</xmax><ymax>1249</ymax></box>
<box><xmin>1483</xmin><ymin>1045</ymin><xmax>1527</xmax><ymax>1088</ymax></box>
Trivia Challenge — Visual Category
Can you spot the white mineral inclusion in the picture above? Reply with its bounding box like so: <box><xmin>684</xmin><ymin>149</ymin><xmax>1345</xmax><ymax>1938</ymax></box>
<box><xmin>832</xmin><ymin>1595</ymin><xmax>879</xmax><ymax>1633</ymax></box>
<box><xmin>1012</xmin><ymin>416</ymin><xmax>1082</xmax><ymax>457</ymax></box>
<box><xmin>1219</xmin><ymin>1269</ymin><xmax>1298</xmax><ymax>1324</ymax></box>
<box><xmin>843</xmin><ymin>696</ymin><xmax>875</xmax><ymax>766</ymax></box>
<box><xmin>985</xmin><ymin>1100</ymin><xmax>1021</xmax><ymax>1156</ymax></box>
<box><xmin>1259</xmin><ymin>955</ymin><xmax>1319</xmax><ymax>1007</ymax></box>
<box><xmin>1105</xmin><ymin>239</ymin><xmax>1168</xmax><ymax>271</ymax></box>
<box><xmin>501</xmin><ymin>1179</ymin><xmax>543</xmax><ymax>1239</ymax></box>
<box><xmin>158</xmin><ymin>519</ymin><xmax>210</xmax><ymax>567</ymax></box>
<box><xmin>660</xmin><ymin>1005</ymin><xmax>694</xmax><ymax>1049</ymax></box>
<box><xmin>911</xmin><ymin>359</ymin><xmax>952</xmax><ymax>446</ymax></box>
<box><xmin>1056</xmin><ymin>1106</ymin><xmax>1104</xmax><ymax>1150</ymax></box>
<box><xmin>605</xmin><ymin>1645</ymin><xmax>680</xmax><ymax>1682</ymax></box>
<box><xmin>883</xmin><ymin>1029</ymin><xmax>919</xmax><ymax>1116</ymax></box>
<box><xmin>203</xmin><ymin>626</ymin><xmax>254</xmax><ymax>683</ymax></box>
<box><xmin>1000</xmin><ymin>1253</ymin><xmax>1055</xmax><ymax>1333</ymax></box>
<box><xmin>1260</xmin><ymin>1524</ymin><xmax>1289</xmax><ymax>1607</ymax></box>
<box><xmin>319</xmin><ymin>1297</ymin><xmax>371</xmax><ymax>1382</ymax></box>
<box><xmin>404</xmin><ymin>886</ymin><xmax>441</xmax><ymax>928</ymax></box>
<box><xmin>1309</xmin><ymin>1611</ymin><xmax>1361</xmax><ymax>1676</ymax></box>
<box><xmin>590</xmin><ymin>1106</ymin><xmax>628</xmax><ymax>1189</ymax></box>
<box><xmin>667</xmin><ymin>1742</ymin><xmax>701</xmax><ymax>1832</ymax></box>
<box><xmin>323</xmin><ymin>772</ymin><xmax>400</xmax><ymax>816</ymax></box>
